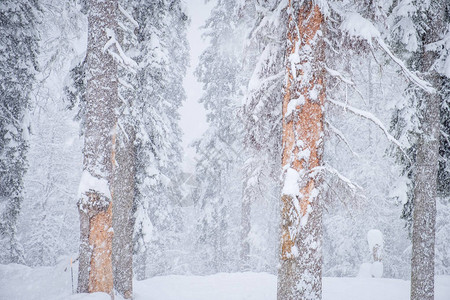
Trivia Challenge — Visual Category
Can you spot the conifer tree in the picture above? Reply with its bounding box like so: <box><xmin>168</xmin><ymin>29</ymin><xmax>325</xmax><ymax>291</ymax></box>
<box><xmin>278</xmin><ymin>1</ymin><xmax>325</xmax><ymax>298</ymax></box>
<box><xmin>77</xmin><ymin>0</ymin><xmax>118</xmax><ymax>294</ymax></box>
<box><xmin>129</xmin><ymin>0</ymin><xmax>188</xmax><ymax>278</ymax></box>
<box><xmin>240</xmin><ymin>0</ymin><xmax>285</xmax><ymax>271</ymax></box>
<box><xmin>0</xmin><ymin>0</ymin><xmax>39</xmax><ymax>265</ymax></box>
<box><xmin>388</xmin><ymin>1</ymin><xmax>449</xmax><ymax>298</ymax></box>
<box><xmin>193</xmin><ymin>0</ymin><xmax>246</xmax><ymax>273</ymax></box>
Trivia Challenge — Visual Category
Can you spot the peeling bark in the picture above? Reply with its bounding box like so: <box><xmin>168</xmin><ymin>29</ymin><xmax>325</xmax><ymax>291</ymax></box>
<box><xmin>77</xmin><ymin>0</ymin><xmax>118</xmax><ymax>296</ymax></box>
<box><xmin>89</xmin><ymin>202</ymin><xmax>114</xmax><ymax>293</ymax></box>
<box><xmin>278</xmin><ymin>1</ymin><xmax>325</xmax><ymax>299</ymax></box>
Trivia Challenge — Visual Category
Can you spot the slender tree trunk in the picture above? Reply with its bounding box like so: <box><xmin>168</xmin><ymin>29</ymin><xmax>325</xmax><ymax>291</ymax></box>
<box><xmin>77</xmin><ymin>0</ymin><xmax>118</xmax><ymax>295</ymax></box>
<box><xmin>112</xmin><ymin>126</ymin><xmax>136</xmax><ymax>299</ymax></box>
<box><xmin>240</xmin><ymin>175</ymin><xmax>251</xmax><ymax>270</ymax></box>
<box><xmin>135</xmin><ymin>246</ymin><xmax>147</xmax><ymax>281</ymax></box>
<box><xmin>278</xmin><ymin>1</ymin><xmax>325</xmax><ymax>299</ymax></box>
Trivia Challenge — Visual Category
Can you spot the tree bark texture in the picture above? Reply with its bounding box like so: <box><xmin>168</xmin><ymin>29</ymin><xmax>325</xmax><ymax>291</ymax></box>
<box><xmin>112</xmin><ymin>126</ymin><xmax>136</xmax><ymax>299</ymax></box>
<box><xmin>77</xmin><ymin>0</ymin><xmax>118</xmax><ymax>295</ymax></box>
<box><xmin>278</xmin><ymin>1</ymin><xmax>325</xmax><ymax>299</ymax></box>
<box><xmin>240</xmin><ymin>178</ymin><xmax>251</xmax><ymax>270</ymax></box>
<box><xmin>410</xmin><ymin>2</ymin><xmax>447</xmax><ymax>299</ymax></box>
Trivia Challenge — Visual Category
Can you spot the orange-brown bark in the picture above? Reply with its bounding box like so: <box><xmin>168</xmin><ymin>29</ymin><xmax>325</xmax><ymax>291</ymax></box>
<box><xmin>278</xmin><ymin>3</ymin><xmax>325</xmax><ymax>299</ymax></box>
<box><xmin>280</xmin><ymin>0</ymin><xmax>325</xmax><ymax>263</ymax></box>
<box><xmin>77</xmin><ymin>0</ymin><xmax>118</xmax><ymax>295</ymax></box>
<box><xmin>88</xmin><ymin>201</ymin><xmax>114</xmax><ymax>294</ymax></box>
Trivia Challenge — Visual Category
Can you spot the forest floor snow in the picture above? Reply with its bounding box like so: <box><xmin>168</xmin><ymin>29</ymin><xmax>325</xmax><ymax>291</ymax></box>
<box><xmin>1</xmin><ymin>262</ymin><xmax>450</xmax><ymax>300</ymax></box>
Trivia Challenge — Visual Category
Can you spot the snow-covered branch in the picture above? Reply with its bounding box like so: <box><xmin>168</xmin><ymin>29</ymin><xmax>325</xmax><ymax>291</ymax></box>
<box><xmin>377</xmin><ymin>39</ymin><xmax>435</xmax><ymax>93</ymax></box>
<box><xmin>103</xmin><ymin>28</ymin><xmax>138</xmax><ymax>71</ymax></box>
<box><xmin>324</xmin><ymin>164</ymin><xmax>363</xmax><ymax>192</ymax></box>
<box><xmin>328</xmin><ymin>98</ymin><xmax>410</xmax><ymax>160</ymax></box>
<box><xmin>325</xmin><ymin>121</ymin><xmax>360</xmax><ymax>158</ymax></box>
<box><xmin>325</xmin><ymin>66</ymin><xmax>366</xmax><ymax>103</ymax></box>
<box><xmin>118</xmin><ymin>4</ymin><xmax>139</xmax><ymax>28</ymax></box>
<box><xmin>340</xmin><ymin>12</ymin><xmax>435</xmax><ymax>94</ymax></box>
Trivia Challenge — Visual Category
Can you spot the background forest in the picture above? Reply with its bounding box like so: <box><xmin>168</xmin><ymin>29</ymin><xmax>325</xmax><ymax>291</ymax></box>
<box><xmin>0</xmin><ymin>0</ymin><xmax>449</xmax><ymax>299</ymax></box>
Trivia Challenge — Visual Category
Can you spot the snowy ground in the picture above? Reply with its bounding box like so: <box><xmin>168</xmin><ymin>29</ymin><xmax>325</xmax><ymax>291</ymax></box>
<box><xmin>1</xmin><ymin>262</ymin><xmax>449</xmax><ymax>300</ymax></box>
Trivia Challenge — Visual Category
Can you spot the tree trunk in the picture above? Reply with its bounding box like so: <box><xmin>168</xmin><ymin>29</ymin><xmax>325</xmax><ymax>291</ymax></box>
<box><xmin>278</xmin><ymin>1</ymin><xmax>325</xmax><ymax>299</ymax></box>
<box><xmin>77</xmin><ymin>0</ymin><xmax>118</xmax><ymax>295</ymax></box>
<box><xmin>410</xmin><ymin>3</ymin><xmax>445</xmax><ymax>299</ymax></box>
<box><xmin>240</xmin><ymin>176</ymin><xmax>251</xmax><ymax>270</ymax></box>
<box><xmin>410</xmin><ymin>84</ymin><xmax>439</xmax><ymax>300</ymax></box>
<box><xmin>112</xmin><ymin>126</ymin><xmax>136</xmax><ymax>299</ymax></box>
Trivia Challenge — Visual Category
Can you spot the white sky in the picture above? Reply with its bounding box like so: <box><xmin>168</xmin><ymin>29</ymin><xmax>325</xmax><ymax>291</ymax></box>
<box><xmin>180</xmin><ymin>0</ymin><xmax>215</xmax><ymax>172</ymax></box>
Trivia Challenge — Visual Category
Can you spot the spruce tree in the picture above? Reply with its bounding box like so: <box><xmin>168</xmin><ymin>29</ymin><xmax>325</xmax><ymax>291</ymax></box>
<box><xmin>129</xmin><ymin>0</ymin><xmax>188</xmax><ymax>278</ymax></box>
<box><xmin>193</xmin><ymin>0</ymin><xmax>246</xmax><ymax>273</ymax></box>
<box><xmin>0</xmin><ymin>0</ymin><xmax>39</xmax><ymax>265</ymax></box>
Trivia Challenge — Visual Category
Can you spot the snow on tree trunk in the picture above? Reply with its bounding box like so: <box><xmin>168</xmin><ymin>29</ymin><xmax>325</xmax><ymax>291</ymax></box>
<box><xmin>367</xmin><ymin>229</ymin><xmax>383</xmax><ymax>278</ymax></box>
<box><xmin>410</xmin><ymin>3</ymin><xmax>445</xmax><ymax>300</ymax></box>
<box><xmin>240</xmin><ymin>179</ymin><xmax>251</xmax><ymax>270</ymax></box>
<box><xmin>77</xmin><ymin>0</ymin><xmax>118</xmax><ymax>295</ymax></box>
<box><xmin>278</xmin><ymin>1</ymin><xmax>325</xmax><ymax>299</ymax></box>
<box><xmin>410</xmin><ymin>85</ymin><xmax>439</xmax><ymax>300</ymax></box>
<box><xmin>410</xmin><ymin>58</ymin><xmax>440</xmax><ymax>300</ymax></box>
<box><xmin>112</xmin><ymin>126</ymin><xmax>135</xmax><ymax>299</ymax></box>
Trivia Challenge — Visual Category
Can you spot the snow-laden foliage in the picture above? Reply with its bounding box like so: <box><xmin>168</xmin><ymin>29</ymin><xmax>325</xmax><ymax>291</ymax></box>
<box><xmin>240</xmin><ymin>0</ymin><xmax>285</xmax><ymax>273</ymax></box>
<box><xmin>127</xmin><ymin>0</ymin><xmax>188</xmax><ymax>278</ymax></box>
<box><xmin>1</xmin><ymin>1</ymin><xmax>448</xmax><ymax>294</ymax></box>
<box><xmin>190</xmin><ymin>0</ymin><xmax>248</xmax><ymax>274</ymax></box>
<box><xmin>13</xmin><ymin>0</ymin><xmax>87</xmax><ymax>268</ymax></box>
<box><xmin>387</xmin><ymin>1</ymin><xmax>450</xmax><ymax>278</ymax></box>
<box><xmin>0</xmin><ymin>0</ymin><xmax>39</xmax><ymax>264</ymax></box>
<box><xmin>314</xmin><ymin>0</ymin><xmax>414</xmax><ymax>279</ymax></box>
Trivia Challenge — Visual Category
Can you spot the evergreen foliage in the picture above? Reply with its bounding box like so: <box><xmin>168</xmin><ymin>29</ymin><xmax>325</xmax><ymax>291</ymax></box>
<box><xmin>129</xmin><ymin>0</ymin><xmax>188</xmax><ymax>278</ymax></box>
<box><xmin>0</xmin><ymin>0</ymin><xmax>39</xmax><ymax>264</ymax></box>
<box><xmin>192</xmin><ymin>0</ymin><xmax>246</xmax><ymax>274</ymax></box>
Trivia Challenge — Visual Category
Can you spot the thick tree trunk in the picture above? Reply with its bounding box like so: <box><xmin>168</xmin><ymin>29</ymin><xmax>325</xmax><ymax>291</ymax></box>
<box><xmin>278</xmin><ymin>1</ymin><xmax>325</xmax><ymax>299</ymax></box>
<box><xmin>112</xmin><ymin>127</ymin><xmax>136</xmax><ymax>299</ymax></box>
<box><xmin>77</xmin><ymin>0</ymin><xmax>118</xmax><ymax>295</ymax></box>
<box><xmin>410</xmin><ymin>56</ymin><xmax>440</xmax><ymax>300</ymax></box>
<box><xmin>410</xmin><ymin>3</ymin><xmax>445</xmax><ymax>299</ymax></box>
<box><xmin>411</xmin><ymin>103</ymin><xmax>438</xmax><ymax>299</ymax></box>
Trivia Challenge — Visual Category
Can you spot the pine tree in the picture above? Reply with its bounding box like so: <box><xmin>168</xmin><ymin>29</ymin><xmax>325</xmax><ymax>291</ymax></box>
<box><xmin>278</xmin><ymin>1</ymin><xmax>325</xmax><ymax>299</ymax></box>
<box><xmin>388</xmin><ymin>1</ymin><xmax>449</xmax><ymax>298</ymax></box>
<box><xmin>0</xmin><ymin>0</ymin><xmax>39</xmax><ymax>265</ymax></box>
<box><xmin>193</xmin><ymin>0</ymin><xmax>247</xmax><ymax>274</ymax></box>
<box><xmin>111</xmin><ymin>2</ymin><xmax>139</xmax><ymax>297</ymax></box>
<box><xmin>129</xmin><ymin>0</ymin><xmax>188</xmax><ymax>278</ymax></box>
<box><xmin>240</xmin><ymin>0</ymin><xmax>285</xmax><ymax>271</ymax></box>
<box><xmin>14</xmin><ymin>0</ymin><xmax>87</xmax><ymax>268</ymax></box>
<box><xmin>77</xmin><ymin>0</ymin><xmax>118</xmax><ymax>294</ymax></box>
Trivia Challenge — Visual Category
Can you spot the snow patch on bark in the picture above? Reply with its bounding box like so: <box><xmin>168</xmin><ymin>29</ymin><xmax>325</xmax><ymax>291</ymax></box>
<box><xmin>78</xmin><ymin>170</ymin><xmax>111</xmax><ymax>200</ymax></box>
<box><xmin>282</xmin><ymin>167</ymin><xmax>300</xmax><ymax>197</ymax></box>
